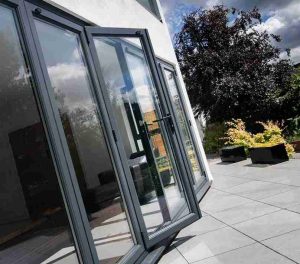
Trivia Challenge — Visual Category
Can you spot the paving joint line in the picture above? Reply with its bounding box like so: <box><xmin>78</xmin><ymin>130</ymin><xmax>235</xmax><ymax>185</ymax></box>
<box><xmin>212</xmin><ymin>172</ymin><xmax>300</xmax><ymax>188</ymax></box>
<box><xmin>210</xmin><ymin>186</ymin><xmax>300</xmax><ymax>213</ymax></box>
<box><xmin>188</xmin><ymin>242</ymin><xmax>257</xmax><ymax>264</ymax></box>
<box><xmin>205</xmin><ymin>212</ymin><xmax>300</xmax><ymax>264</ymax></box>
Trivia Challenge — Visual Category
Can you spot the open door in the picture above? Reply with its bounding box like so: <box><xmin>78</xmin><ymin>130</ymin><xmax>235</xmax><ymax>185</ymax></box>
<box><xmin>85</xmin><ymin>27</ymin><xmax>202</xmax><ymax>248</ymax></box>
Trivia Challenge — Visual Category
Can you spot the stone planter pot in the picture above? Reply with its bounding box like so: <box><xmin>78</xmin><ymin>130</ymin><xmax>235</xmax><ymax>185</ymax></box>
<box><xmin>249</xmin><ymin>143</ymin><xmax>289</xmax><ymax>164</ymax></box>
<box><xmin>220</xmin><ymin>146</ymin><xmax>247</xmax><ymax>162</ymax></box>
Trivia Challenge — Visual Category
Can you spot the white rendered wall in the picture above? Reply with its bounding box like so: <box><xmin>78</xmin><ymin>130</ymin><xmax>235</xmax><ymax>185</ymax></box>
<box><xmin>46</xmin><ymin>0</ymin><xmax>213</xmax><ymax>181</ymax></box>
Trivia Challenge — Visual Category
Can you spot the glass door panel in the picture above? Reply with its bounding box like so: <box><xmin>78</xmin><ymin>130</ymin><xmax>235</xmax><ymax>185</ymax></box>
<box><xmin>34</xmin><ymin>19</ymin><xmax>135</xmax><ymax>263</ymax></box>
<box><xmin>0</xmin><ymin>5</ymin><xmax>78</xmax><ymax>264</ymax></box>
<box><xmin>91</xmin><ymin>35</ymin><xmax>194</xmax><ymax>237</ymax></box>
<box><xmin>162</xmin><ymin>68</ymin><xmax>206</xmax><ymax>188</ymax></box>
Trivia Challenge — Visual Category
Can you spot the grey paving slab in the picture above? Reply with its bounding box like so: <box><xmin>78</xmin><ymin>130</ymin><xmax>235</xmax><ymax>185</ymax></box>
<box><xmin>272</xmin><ymin>159</ymin><xmax>300</xmax><ymax>170</ymax></box>
<box><xmin>266</xmin><ymin>173</ymin><xmax>300</xmax><ymax>186</ymax></box>
<box><xmin>193</xmin><ymin>243</ymin><xmax>295</xmax><ymax>264</ymax></box>
<box><xmin>242</xmin><ymin>167</ymin><xmax>300</xmax><ymax>186</ymax></box>
<box><xmin>261</xmin><ymin>188</ymin><xmax>300</xmax><ymax>209</ymax></box>
<box><xmin>209</xmin><ymin>200</ymin><xmax>280</xmax><ymax>225</ymax></box>
<box><xmin>208</xmin><ymin>160</ymin><xmax>254</xmax><ymax>178</ymax></box>
<box><xmin>225</xmin><ymin>180</ymin><xmax>295</xmax><ymax>200</ymax></box>
<box><xmin>200</xmin><ymin>192</ymin><xmax>251</xmax><ymax>213</ymax></box>
<box><xmin>211</xmin><ymin>175</ymin><xmax>253</xmax><ymax>190</ymax></box>
<box><xmin>262</xmin><ymin>229</ymin><xmax>300</xmax><ymax>263</ymax></box>
<box><xmin>160</xmin><ymin>158</ymin><xmax>300</xmax><ymax>263</ymax></box>
<box><xmin>236</xmin><ymin>170</ymin><xmax>289</xmax><ymax>182</ymax></box>
<box><xmin>158</xmin><ymin>246</ymin><xmax>188</xmax><ymax>264</ymax></box>
<box><xmin>200</xmin><ymin>188</ymin><xmax>228</xmax><ymax>203</ymax></box>
<box><xmin>233</xmin><ymin>210</ymin><xmax>300</xmax><ymax>241</ymax></box>
<box><xmin>177</xmin><ymin>215</ymin><xmax>226</xmax><ymax>238</ymax></box>
<box><xmin>286</xmin><ymin>203</ymin><xmax>300</xmax><ymax>214</ymax></box>
<box><xmin>175</xmin><ymin>227</ymin><xmax>254</xmax><ymax>263</ymax></box>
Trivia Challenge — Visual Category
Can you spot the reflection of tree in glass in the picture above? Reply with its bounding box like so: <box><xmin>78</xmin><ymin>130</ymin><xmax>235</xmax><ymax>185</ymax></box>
<box><xmin>54</xmin><ymin>88</ymin><xmax>103</xmax><ymax>143</ymax></box>
<box><xmin>0</xmin><ymin>30</ymin><xmax>39</xmax><ymax>125</ymax></box>
<box><xmin>54</xmin><ymin>88</ymin><xmax>105</xmax><ymax>194</ymax></box>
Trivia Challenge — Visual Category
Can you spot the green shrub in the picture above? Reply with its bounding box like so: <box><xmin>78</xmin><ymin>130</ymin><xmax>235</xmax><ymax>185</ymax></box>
<box><xmin>203</xmin><ymin>122</ymin><xmax>226</xmax><ymax>154</ymax></box>
<box><xmin>285</xmin><ymin>116</ymin><xmax>300</xmax><ymax>141</ymax></box>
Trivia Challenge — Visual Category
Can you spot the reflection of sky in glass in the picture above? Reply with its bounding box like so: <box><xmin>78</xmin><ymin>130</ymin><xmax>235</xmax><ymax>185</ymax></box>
<box><xmin>125</xmin><ymin>52</ymin><xmax>155</xmax><ymax>114</ymax></box>
<box><xmin>35</xmin><ymin>20</ymin><xmax>94</xmax><ymax>114</ymax></box>
<box><xmin>95</xmin><ymin>37</ymin><xmax>155</xmax><ymax>114</ymax></box>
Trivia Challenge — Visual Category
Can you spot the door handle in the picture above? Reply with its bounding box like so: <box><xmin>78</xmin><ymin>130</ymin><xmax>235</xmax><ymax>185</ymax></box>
<box><xmin>153</xmin><ymin>114</ymin><xmax>175</xmax><ymax>133</ymax></box>
<box><xmin>152</xmin><ymin>114</ymin><xmax>171</xmax><ymax>123</ymax></box>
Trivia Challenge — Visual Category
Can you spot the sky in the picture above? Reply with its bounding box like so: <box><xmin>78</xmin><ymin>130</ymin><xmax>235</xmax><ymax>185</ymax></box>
<box><xmin>160</xmin><ymin>0</ymin><xmax>300</xmax><ymax>64</ymax></box>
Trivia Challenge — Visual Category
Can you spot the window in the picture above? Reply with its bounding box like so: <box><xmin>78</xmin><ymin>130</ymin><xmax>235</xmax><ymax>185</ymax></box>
<box><xmin>0</xmin><ymin>5</ymin><xmax>79</xmax><ymax>263</ymax></box>
<box><xmin>136</xmin><ymin>0</ymin><xmax>161</xmax><ymax>19</ymax></box>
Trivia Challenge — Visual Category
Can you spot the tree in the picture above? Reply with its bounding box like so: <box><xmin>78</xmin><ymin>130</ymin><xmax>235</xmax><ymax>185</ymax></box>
<box><xmin>175</xmin><ymin>5</ymin><xmax>300</xmax><ymax>124</ymax></box>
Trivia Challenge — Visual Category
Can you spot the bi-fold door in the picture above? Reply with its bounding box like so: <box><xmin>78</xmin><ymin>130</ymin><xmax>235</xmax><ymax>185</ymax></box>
<box><xmin>1</xmin><ymin>1</ymin><xmax>209</xmax><ymax>263</ymax></box>
<box><xmin>84</xmin><ymin>27</ymin><xmax>202</xmax><ymax>247</ymax></box>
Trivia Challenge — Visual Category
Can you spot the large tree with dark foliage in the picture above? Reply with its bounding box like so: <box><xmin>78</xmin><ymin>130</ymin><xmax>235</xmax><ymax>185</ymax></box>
<box><xmin>175</xmin><ymin>6</ymin><xmax>299</xmax><ymax>123</ymax></box>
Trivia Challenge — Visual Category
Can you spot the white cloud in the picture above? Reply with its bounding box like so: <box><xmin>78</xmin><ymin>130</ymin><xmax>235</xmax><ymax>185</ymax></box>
<box><xmin>255</xmin><ymin>16</ymin><xmax>285</xmax><ymax>33</ymax></box>
<box><xmin>48</xmin><ymin>63</ymin><xmax>94</xmax><ymax>112</ymax></box>
<box><xmin>161</xmin><ymin>0</ymin><xmax>300</xmax><ymax>63</ymax></box>
<box><xmin>281</xmin><ymin>46</ymin><xmax>300</xmax><ymax>64</ymax></box>
<box><xmin>48</xmin><ymin>63</ymin><xmax>86</xmax><ymax>82</ymax></box>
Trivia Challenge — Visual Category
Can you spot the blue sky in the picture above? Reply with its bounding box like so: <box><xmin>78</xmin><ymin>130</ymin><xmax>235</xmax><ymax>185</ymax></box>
<box><xmin>160</xmin><ymin>0</ymin><xmax>300</xmax><ymax>63</ymax></box>
<box><xmin>160</xmin><ymin>1</ymin><xmax>199</xmax><ymax>37</ymax></box>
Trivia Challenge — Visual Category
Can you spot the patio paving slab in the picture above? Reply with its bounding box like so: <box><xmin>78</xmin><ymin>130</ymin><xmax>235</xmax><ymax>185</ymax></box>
<box><xmin>193</xmin><ymin>243</ymin><xmax>296</xmax><ymax>264</ymax></box>
<box><xmin>225</xmin><ymin>181</ymin><xmax>295</xmax><ymax>200</ymax></box>
<box><xmin>286</xmin><ymin>203</ymin><xmax>300</xmax><ymax>214</ymax></box>
<box><xmin>260</xmin><ymin>188</ymin><xmax>300</xmax><ymax>209</ymax></box>
<box><xmin>208</xmin><ymin>200</ymin><xmax>280</xmax><ymax>225</ymax></box>
<box><xmin>159</xmin><ymin>158</ymin><xmax>300</xmax><ymax>264</ymax></box>
<box><xmin>159</xmin><ymin>246</ymin><xmax>188</xmax><ymax>264</ymax></box>
<box><xmin>210</xmin><ymin>175</ymin><xmax>252</xmax><ymax>190</ymax></box>
<box><xmin>233</xmin><ymin>208</ymin><xmax>300</xmax><ymax>241</ymax></box>
<box><xmin>176</xmin><ymin>215</ymin><xmax>226</xmax><ymax>238</ymax></box>
<box><xmin>200</xmin><ymin>191</ymin><xmax>251</xmax><ymax>213</ymax></box>
<box><xmin>175</xmin><ymin>227</ymin><xmax>254</xmax><ymax>263</ymax></box>
<box><xmin>262</xmin><ymin>229</ymin><xmax>300</xmax><ymax>263</ymax></box>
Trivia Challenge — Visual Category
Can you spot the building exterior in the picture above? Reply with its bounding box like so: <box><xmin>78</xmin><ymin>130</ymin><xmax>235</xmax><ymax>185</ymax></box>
<box><xmin>0</xmin><ymin>0</ymin><xmax>212</xmax><ymax>263</ymax></box>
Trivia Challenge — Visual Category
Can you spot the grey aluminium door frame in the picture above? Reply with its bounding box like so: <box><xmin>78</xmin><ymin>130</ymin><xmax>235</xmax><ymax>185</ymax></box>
<box><xmin>22</xmin><ymin>1</ymin><xmax>145</xmax><ymax>263</ymax></box>
<box><xmin>157</xmin><ymin>61</ymin><xmax>212</xmax><ymax>201</ymax></box>
<box><xmin>157</xmin><ymin>61</ymin><xmax>212</xmax><ymax>200</ymax></box>
<box><xmin>157</xmin><ymin>62</ymin><xmax>208</xmax><ymax>190</ymax></box>
<box><xmin>85</xmin><ymin>26</ymin><xmax>202</xmax><ymax>248</ymax></box>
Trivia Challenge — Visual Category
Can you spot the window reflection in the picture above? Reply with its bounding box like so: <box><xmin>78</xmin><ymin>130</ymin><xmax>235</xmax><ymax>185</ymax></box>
<box><xmin>35</xmin><ymin>20</ymin><xmax>135</xmax><ymax>263</ymax></box>
<box><xmin>0</xmin><ymin>6</ymin><xmax>78</xmax><ymax>264</ymax></box>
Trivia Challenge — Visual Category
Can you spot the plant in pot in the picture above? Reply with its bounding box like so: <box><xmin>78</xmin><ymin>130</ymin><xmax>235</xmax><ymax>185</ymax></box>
<box><xmin>249</xmin><ymin>121</ymin><xmax>294</xmax><ymax>164</ymax></box>
<box><xmin>220</xmin><ymin>119</ymin><xmax>251</xmax><ymax>162</ymax></box>
<box><xmin>222</xmin><ymin>119</ymin><xmax>294</xmax><ymax>164</ymax></box>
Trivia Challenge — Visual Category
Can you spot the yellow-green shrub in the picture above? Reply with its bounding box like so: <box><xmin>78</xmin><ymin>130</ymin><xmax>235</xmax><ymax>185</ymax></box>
<box><xmin>223</xmin><ymin>119</ymin><xmax>254</xmax><ymax>150</ymax></box>
<box><xmin>224</xmin><ymin>119</ymin><xmax>295</xmax><ymax>157</ymax></box>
